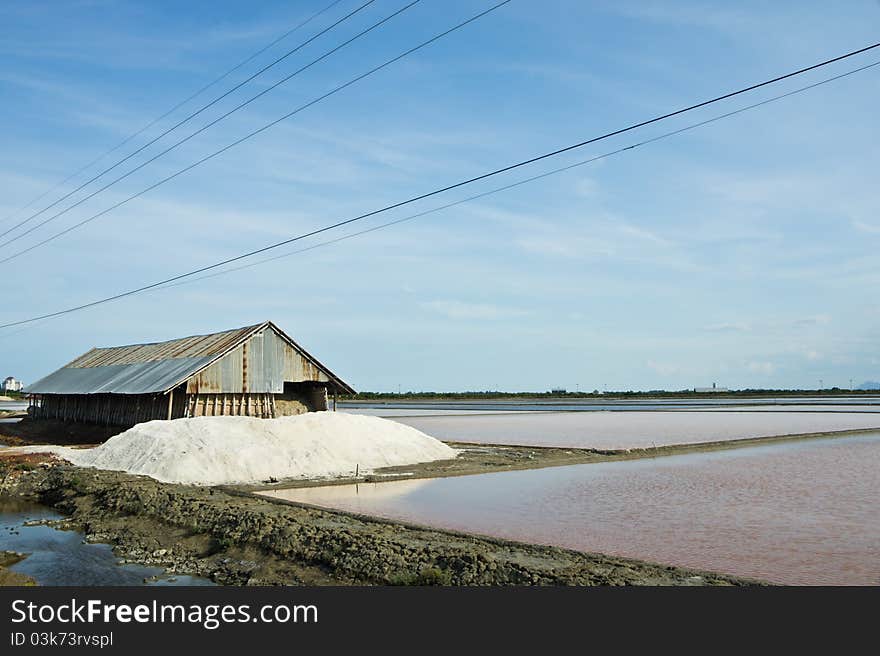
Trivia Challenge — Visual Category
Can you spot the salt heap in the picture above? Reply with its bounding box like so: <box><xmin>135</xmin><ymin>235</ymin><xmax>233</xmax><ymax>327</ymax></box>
<box><xmin>55</xmin><ymin>412</ymin><xmax>457</xmax><ymax>486</ymax></box>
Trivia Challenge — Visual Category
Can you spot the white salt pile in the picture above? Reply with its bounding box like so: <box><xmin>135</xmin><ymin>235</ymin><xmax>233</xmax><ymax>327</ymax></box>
<box><xmin>48</xmin><ymin>412</ymin><xmax>457</xmax><ymax>486</ymax></box>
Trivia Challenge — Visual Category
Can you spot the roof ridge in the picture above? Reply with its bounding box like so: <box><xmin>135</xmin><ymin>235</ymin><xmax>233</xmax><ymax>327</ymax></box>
<box><xmin>87</xmin><ymin>322</ymin><xmax>267</xmax><ymax>352</ymax></box>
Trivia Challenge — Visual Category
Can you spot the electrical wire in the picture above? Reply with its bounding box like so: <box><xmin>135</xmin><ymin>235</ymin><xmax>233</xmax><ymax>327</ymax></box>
<box><xmin>0</xmin><ymin>0</ymin><xmax>347</xmax><ymax>227</ymax></box>
<box><xmin>153</xmin><ymin>59</ymin><xmax>880</xmax><ymax>292</ymax></box>
<box><xmin>0</xmin><ymin>0</ymin><xmax>379</xmax><ymax>243</ymax></box>
<box><xmin>0</xmin><ymin>0</ymin><xmax>503</xmax><ymax>263</ymax></box>
<box><xmin>0</xmin><ymin>35</ymin><xmax>876</xmax><ymax>330</ymax></box>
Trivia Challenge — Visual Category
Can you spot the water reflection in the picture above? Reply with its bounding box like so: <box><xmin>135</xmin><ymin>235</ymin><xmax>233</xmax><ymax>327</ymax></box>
<box><xmin>0</xmin><ymin>498</ymin><xmax>213</xmax><ymax>586</ymax></box>
<box><xmin>280</xmin><ymin>478</ymin><xmax>432</xmax><ymax>506</ymax></box>
<box><xmin>263</xmin><ymin>433</ymin><xmax>880</xmax><ymax>585</ymax></box>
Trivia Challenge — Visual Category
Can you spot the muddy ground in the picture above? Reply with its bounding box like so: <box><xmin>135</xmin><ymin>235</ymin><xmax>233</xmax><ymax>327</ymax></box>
<box><xmin>0</xmin><ymin>457</ymin><xmax>758</xmax><ymax>586</ymax></box>
<box><xmin>0</xmin><ymin>550</ymin><xmax>36</xmax><ymax>586</ymax></box>
<box><xmin>0</xmin><ymin>418</ymin><xmax>121</xmax><ymax>446</ymax></box>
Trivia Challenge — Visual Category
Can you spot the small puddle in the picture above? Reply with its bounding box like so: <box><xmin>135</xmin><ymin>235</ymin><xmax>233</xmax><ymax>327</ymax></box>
<box><xmin>0</xmin><ymin>498</ymin><xmax>214</xmax><ymax>586</ymax></box>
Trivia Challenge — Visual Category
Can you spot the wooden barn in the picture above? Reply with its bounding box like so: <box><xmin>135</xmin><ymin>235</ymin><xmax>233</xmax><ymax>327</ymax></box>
<box><xmin>25</xmin><ymin>321</ymin><xmax>355</xmax><ymax>426</ymax></box>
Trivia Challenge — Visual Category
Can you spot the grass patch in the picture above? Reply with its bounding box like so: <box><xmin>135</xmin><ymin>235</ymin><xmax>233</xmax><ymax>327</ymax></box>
<box><xmin>390</xmin><ymin>567</ymin><xmax>452</xmax><ymax>586</ymax></box>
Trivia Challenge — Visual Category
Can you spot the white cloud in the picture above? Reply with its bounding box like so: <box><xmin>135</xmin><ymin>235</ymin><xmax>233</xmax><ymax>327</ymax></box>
<box><xmin>618</xmin><ymin>223</ymin><xmax>671</xmax><ymax>246</ymax></box>
<box><xmin>573</xmin><ymin>177</ymin><xmax>600</xmax><ymax>198</ymax></box>
<box><xmin>605</xmin><ymin>1</ymin><xmax>752</xmax><ymax>33</ymax></box>
<box><xmin>515</xmin><ymin>235</ymin><xmax>614</xmax><ymax>258</ymax></box>
<box><xmin>647</xmin><ymin>360</ymin><xmax>681</xmax><ymax>376</ymax></box>
<box><xmin>792</xmin><ymin>315</ymin><xmax>831</xmax><ymax>328</ymax></box>
<box><xmin>853</xmin><ymin>221</ymin><xmax>880</xmax><ymax>234</ymax></box>
<box><xmin>747</xmin><ymin>361</ymin><xmax>776</xmax><ymax>375</ymax></box>
<box><xmin>704</xmin><ymin>322</ymin><xmax>752</xmax><ymax>333</ymax></box>
<box><xmin>420</xmin><ymin>300</ymin><xmax>528</xmax><ymax>321</ymax></box>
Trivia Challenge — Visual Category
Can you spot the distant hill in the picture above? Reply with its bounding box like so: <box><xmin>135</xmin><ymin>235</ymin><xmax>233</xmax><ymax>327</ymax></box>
<box><xmin>857</xmin><ymin>381</ymin><xmax>880</xmax><ymax>390</ymax></box>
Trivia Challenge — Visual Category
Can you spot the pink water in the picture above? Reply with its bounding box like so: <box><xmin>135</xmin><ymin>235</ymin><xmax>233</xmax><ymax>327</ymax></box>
<box><xmin>263</xmin><ymin>433</ymin><xmax>880</xmax><ymax>585</ymax></box>
<box><xmin>381</xmin><ymin>411</ymin><xmax>880</xmax><ymax>449</ymax></box>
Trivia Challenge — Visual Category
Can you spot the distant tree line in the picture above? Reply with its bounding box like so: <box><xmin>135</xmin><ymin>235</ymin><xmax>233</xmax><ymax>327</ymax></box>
<box><xmin>340</xmin><ymin>387</ymin><xmax>876</xmax><ymax>401</ymax></box>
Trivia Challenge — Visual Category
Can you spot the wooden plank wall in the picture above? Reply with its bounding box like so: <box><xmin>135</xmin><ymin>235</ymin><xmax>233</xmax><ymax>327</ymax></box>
<box><xmin>34</xmin><ymin>391</ymin><xmax>290</xmax><ymax>425</ymax></box>
<box><xmin>34</xmin><ymin>392</ymin><xmax>186</xmax><ymax>426</ymax></box>
<box><xmin>185</xmin><ymin>393</ymin><xmax>276</xmax><ymax>418</ymax></box>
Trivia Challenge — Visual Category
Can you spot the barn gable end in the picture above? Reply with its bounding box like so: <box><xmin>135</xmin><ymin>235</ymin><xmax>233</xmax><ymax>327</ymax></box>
<box><xmin>185</xmin><ymin>325</ymin><xmax>332</xmax><ymax>394</ymax></box>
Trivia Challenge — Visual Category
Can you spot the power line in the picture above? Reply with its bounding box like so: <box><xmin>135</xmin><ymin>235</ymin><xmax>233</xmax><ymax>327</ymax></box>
<box><xmin>0</xmin><ymin>38</ymin><xmax>876</xmax><ymax>330</ymax></box>
<box><xmin>154</xmin><ymin>59</ymin><xmax>879</xmax><ymax>292</ymax></box>
<box><xmin>0</xmin><ymin>0</ymin><xmax>379</xmax><ymax>244</ymax></box>
<box><xmin>2</xmin><ymin>32</ymin><xmax>877</xmax><ymax>270</ymax></box>
<box><xmin>0</xmin><ymin>0</ymin><xmax>421</xmax><ymax>255</ymax></box>
<box><xmin>0</xmin><ymin>0</ymin><xmax>495</xmax><ymax>263</ymax></box>
<box><xmin>0</xmin><ymin>0</ymin><xmax>347</xmax><ymax>227</ymax></box>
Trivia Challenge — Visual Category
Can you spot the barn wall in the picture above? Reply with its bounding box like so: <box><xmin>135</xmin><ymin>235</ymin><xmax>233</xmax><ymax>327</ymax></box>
<box><xmin>31</xmin><ymin>389</ymin><xmax>327</xmax><ymax>424</ymax></box>
<box><xmin>186</xmin><ymin>327</ymin><xmax>331</xmax><ymax>394</ymax></box>
<box><xmin>33</xmin><ymin>390</ymin><xmax>187</xmax><ymax>426</ymax></box>
<box><xmin>184</xmin><ymin>393</ymin><xmax>275</xmax><ymax>418</ymax></box>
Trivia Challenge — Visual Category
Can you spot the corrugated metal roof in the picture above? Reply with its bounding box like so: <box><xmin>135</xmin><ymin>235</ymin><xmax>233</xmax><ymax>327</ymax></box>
<box><xmin>25</xmin><ymin>357</ymin><xmax>216</xmax><ymax>395</ymax></box>
<box><xmin>25</xmin><ymin>322</ymin><xmax>357</xmax><ymax>396</ymax></box>
<box><xmin>65</xmin><ymin>324</ymin><xmax>262</xmax><ymax>368</ymax></box>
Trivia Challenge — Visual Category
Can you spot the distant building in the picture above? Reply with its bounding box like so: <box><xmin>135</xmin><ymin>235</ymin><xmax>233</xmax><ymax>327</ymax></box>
<box><xmin>694</xmin><ymin>382</ymin><xmax>728</xmax><ymax>393</ymax></box>
<box><xmin>550</xmin><ymin>388</ymin><xmax>567</xmax><ymax>394</ymax></box>
<box><xmin>3</xmin><ymin>377</ymin><xmax>23</xmax><ymax>392</ymax></box>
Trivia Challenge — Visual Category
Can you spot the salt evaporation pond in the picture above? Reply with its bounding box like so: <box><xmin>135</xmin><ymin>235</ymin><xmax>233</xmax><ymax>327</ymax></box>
<box><xmin>383</xmin><ymin>411</ymin><xmax>880</xmax><ymax>449</ymax></box>
<box><xmin>340</xmin><ymin>396</ymin><xmax>880</xmax><ymax>414</ymax></box>
<box><xmin>686</xmin><ymin>405</ymin><xmax>880</xmax><ymax>413</ymax></box>
<box><xmin>263</xmin><ymin>432</ymin><xmax>880</xmax><ymax>585</ymax></box>
<box><xmin>342</xmin><ymin>405</ymin><xmax>880</xmax><ymax>419</ymax></box>
<box><xmin>341</xmin><ymin>408</ymin><xmax>530</xmax><ymax>417</ymax></box>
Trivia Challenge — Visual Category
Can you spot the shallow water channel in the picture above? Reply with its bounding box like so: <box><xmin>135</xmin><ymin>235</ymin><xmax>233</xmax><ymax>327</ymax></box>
<box><xmin>0</xmin><ymin>498</ymin><xmax>213</xmax><ymax>586</ymax></box>
<box><xmin>263</xmin><ymin>432</ymin><xmax>880</xmax><ymax>585</ymax></box>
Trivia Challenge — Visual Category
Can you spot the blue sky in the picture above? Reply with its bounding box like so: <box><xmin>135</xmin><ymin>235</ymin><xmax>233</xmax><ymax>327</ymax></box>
<box><xmin>1</xmin><ymin>0</ymin><xmax>878</xmax><ymax>392</ymax></box>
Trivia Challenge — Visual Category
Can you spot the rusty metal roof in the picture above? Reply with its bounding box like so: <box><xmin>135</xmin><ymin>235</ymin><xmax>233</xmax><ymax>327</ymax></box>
<box><xmin>65</xmin><ymin>324</ymin><xmax>262</xmax><ymax>368</ymax></box>
<box><xmin>25</xmin><ymin>357</ymin><xmax>218</xmax><ymax>396</ymax></box>
<box><xmin>26</xmin><ymin>322</ymin><xmax>355</xmax><ymax>395</ymax></box>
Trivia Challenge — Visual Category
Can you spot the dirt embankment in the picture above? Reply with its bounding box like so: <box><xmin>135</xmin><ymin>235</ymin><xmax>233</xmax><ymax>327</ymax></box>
<box><xmin>0</xmin><ymin>460</ymin><xmax>758</xmax><ymax>587</ymax></box>
<box><xmin>0</xmin><ymin>418</ymin><xmax>123</xmax><ymax>446</ymax></box>
<box><xmin>0</xmin><ymin>551</ymin><xmax>36</xmax><ymax>586</ymax></box>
